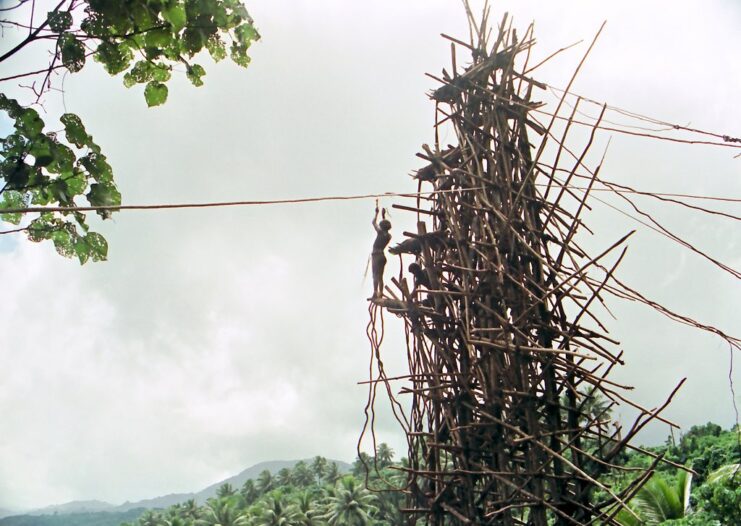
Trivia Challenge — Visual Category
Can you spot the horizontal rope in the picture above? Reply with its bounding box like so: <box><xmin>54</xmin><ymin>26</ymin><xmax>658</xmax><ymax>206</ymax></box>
<box><xmin>0</xmin><ymin>186</ymin><xmax>738</xmax><ymax>216</ymax></box>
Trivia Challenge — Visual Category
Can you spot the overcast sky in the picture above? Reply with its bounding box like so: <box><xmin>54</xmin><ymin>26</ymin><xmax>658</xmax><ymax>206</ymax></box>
<box><xmin>0</xmin><ymin>0</ymin><xmax>739</xmax><ymax>511</ymax></box>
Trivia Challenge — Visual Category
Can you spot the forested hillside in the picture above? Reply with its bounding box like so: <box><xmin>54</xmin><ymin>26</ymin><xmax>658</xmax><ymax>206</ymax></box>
<box><xmin>0</xmin><ymin>428</ymin><xmax>736</xmax><ymax>526</ymax></box>
<box><xmin>117</xmin><ymin>429</ymin><xmax>738</xmax><ymax>526</ymax></box>
<box><xmin>0</xmin><ymin>509</ymin><xmax>146</xmax><ymax>526</ymax></box>
<box><xmin>121</xmin><ymin>448</ymin><xmax>403</xmax><ymax>526</ymax></box>
<box><xmin>609</xmin><ymin>423</ymin><xmax>740</xmax><ymax>525</ymax></box>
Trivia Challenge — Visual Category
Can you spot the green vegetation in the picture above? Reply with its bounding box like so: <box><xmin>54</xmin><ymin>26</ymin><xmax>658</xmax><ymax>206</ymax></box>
<box><xmin>610</xmin><ymin>424</ymin><xmax>740</xmax><ymax>525</ymax></box>
<box><xmin>119</xmin><ymin>448</ymin><xmax>404</xmax><ymax>526</ymax></box>
<box><xmin>115</xmin><ymin>428</ymin><xmax>737</xmax><ymax>526</ymax></box>
<box><xmin>1</xmin><ymin>428</ymin><xmax>736</xmax><ymax>526</ymax></box>
<box><xmin>0</xmin><ymin>0</ymin><xmax>259</xmax><ymax>262</ymax></box>
<box><xmin>0</xmin><ymin>508</ymin><xmax>146</xmax><ymax>526</ymax></box>
<box><xmin>614</xmin><ymin>470</ymin><xmax>692</xmax><ymax>526</ymax></box>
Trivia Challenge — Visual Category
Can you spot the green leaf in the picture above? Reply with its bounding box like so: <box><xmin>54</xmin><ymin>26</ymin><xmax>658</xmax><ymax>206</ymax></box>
<box><xmin>183</xmin><ymin>27</ymin><xmax>205</xmax><ymax>55</ymax></box>
<box><xmin>632</xmin><ymin>475</ymin><xmax>686</xmax><ymax>523</ymax></box>
<box><xmin>17</xmin><ymin>107</ymin><xmax>44</xmax><ymax>138</ymax></box>
<box><xmin>50</xmin><ymin>178</ymin><xmax>71</xmax><ymax>205</ymax></box>
<box><xmin>230</xmin><ymin>42</ymin><xmax>252</xmax><ymax>68</ymax></box>
<box><xmin>80</xmin><ymin>152</ymin><xmax>113</xmax><ymax>183</ymax></box>
<box><xmin>613</xmin><ymin>505</ymin><xmax>642</xmax><ymax>526</ymax></box>
<box><xmin>48</xmin><ymin>143</ymin><xmax>75</xmax><ymax>174</ymax></box>
<box><xmin>33</xmin><ymin>154</ymin><xmax>54</xmax><ymax>168</ymax></box>
<box><xmin>31</xmin><ymin>187</ymin><xmax>51</xmax><ymax>205</ymax></box>
<box><xmin>186</xmin><ymin>64</ymin><xmax>206</xmax><ymax>86</ymax></box>
<box><xmin>131</xmin><ymin>4</ymin><xmax>156</xmax><ymax>30</ymax></box>
<box><xmin>64</xmin><ymin>170</ymin><xmax>88</xmax><ymax>197</ymax></box>
<box><xmin>124</xmin><ymin>60</ymin><xmax>154</xmax><ymax>87</ymax></box>
<box><xmin>143</xmin><ymin>46</ymin><xmax>164</xmax><ymax>61</ymax></box>
<box><xmin>0</xmin><ymin>191</ymin><xmax>26</xmax><ymax>225</ymax></box>
<box><xmin>0</xmin><ymin>93</ymin><xmax>22</xmax><ymax>117</ymax></box>
<box><xmin>706</xmin><ymin>463</ymin><xmax>740</xmax><ymax>485</ymax></box>
<box><xmin>163</xmin><ymin>3</ymin><xmax>187</xmax><ymax>33</ymax></box>
<box><xmin>231</xmin><ymin>4</ymin><xmax>251</xmax><ymax>21</ymax></box>
<box><xmin>4</xmin><ymin>160</ymin><xmax>31</xmax><ymax>189</ymax></box>
<box><xmin>95</xmin><ymin>41</ymin><xmax>133</xmax><ymax>75</ymax></box>
<box><xmin>47</xmin><ymin>10</ymin><xmax>72</xmax><ymax>33</ymax></box>
<box><xmin>145</xmin><ymin>28</ymin><xmax>172</xmax><ymax>49</ymax></box>
<box><xmin>85</xmin><ymin>232</ymin><xmax>108</xmax><ymax>261</ymax></box>
<box><xmin>87</xmin><ymin>182</ymin><xmax>121</xmax><ymax>218</ymax></box>
<box><xmin>51</xmin><ymin>227</ymin><xmax>74</xmax><ymax>258</ymax></box>
<box><xmin>29</xmin><ymin>136</ymin><xmax>54</xmax><ymax>167</ymax></box>
<box><xmin>73</xmin><ymin>211</ymin><xmax>89</xmax><ymax>233</ymax></box>
<box><xmin>1</xmin><ymin>132</ymin><xmax>26</xmax><ymax>156</ymax></box>
<box><xmin>60</xmin><ymin>32</ymin><xmax>86</xmax><ymax>72</ymax></box>
<box><xmin>60</xmin><ymin>113</ymin><xmax>90</xmax><ymax>148</ymax></box>
<box><xmin>213</xmin><ymin>3</ymin><xmax>229</xmax><ymax>27</ymax></box>
<box><xmin>73</xmin><ymin>236</ymin><xmax>90</xmax><ymax>264</ymax></box>
<box><xmin>151</xmin><ymin>64</ymin><xmax>172</xmax><ymax>83</ymax></box>
<box><xmin>25</xmin><ymin>166</ymin><xmax>47</xmax><ymax>188</ymax></box>
<box><xmin>27</xmin><ymin>216</ymin><xmax>53</xmax><ymax>242</ymax></box>
<box><xmin>80</xmin><ymin>14</ymin><xmax>110</xmax><ymax>38</ymax></box>
<box><xmin>144</xmin><ymin>81</ymin><xmax>168</xmax><ymax>107</ymax></box>
<box><xmin>87</xmin><ymin>183</ymin><xmax>118</xmax><ymax>206</ymax></box>
<box><xmin>124</xmin><ymin>61</ymin><xmax>171</xmax><ymax>87</ymax></box>
<box><xmin>235</xmin><ymin>23</ymin><xmax>259</xmax><ymax>45</ymax></box>
<box><xmin>205</xmin><ymin>35</ymin><xmax>226</xmax><ymax>62</ymax></box>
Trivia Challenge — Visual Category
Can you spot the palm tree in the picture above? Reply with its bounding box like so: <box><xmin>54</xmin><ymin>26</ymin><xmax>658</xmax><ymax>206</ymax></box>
<box><xmin>179</xmin><ymin>499</ymin><xmax>201</xmax><ymax>523</ymax></box>
<box><xmin>325</xmin><ymin>463</ymin><xmax>341</xmax><ymax>485</ymax></box>
<box><xmin>241</xmin><ymin>479</ymin><xmax>259</xmax><ymax>505</ymax></box>
<box><xmin>257</xmin><ymin>470</ymin><xmax>275</xmax><ymax>495</ymax></box>
<box><xmin>616</xmin><ymin>470</ymin><xmax>692</xmax><ymax>526</ymax></box>
<box><xmin>319</xmin><ymin>476</ymin><xmax>378</xmax><ymax>526</ymax></box>
<box><xmin>694</xmin><ymin>463</ymin><xmax>741</xmax><ymax>524</ymax></box>
<box><xmin>705</xmin><ymin>462</ymin><xmax>740</xmax><ymax>484</ymax></box>
<box><xmin>166</xmin><ymin>517</ymin><xmax>188</xmax><ymax>526</ymax></box>
<box><xmin>254</xmin><ymin>494</ymin><xmax>301</xmax><ymax>526</ymax></box>
<box><xmin>292</xmin><ymin>461</ymin><xmax>315</xmax><ymax>487</ymax></box>
<box><xmin>579</xmin><ymin>391</ymin><xmax>614</xmax><ymax>422</ymax></box>
<box><xmin>217</xmin><ymin>483</ymin><xmax>237</xmax><ymax>499</ymax></box>
<box><xmin>311</xmin><ymin>456</ymin><xmax>328</xmax><ymax>484</ymax></box>
<box><xmin>164</xmin><ymin>503</ymin><xmax>193</xmax><ymax>526</ymax></box>
<box><xmin>375</xmin><ymin>444</ymin><xmax>394</xmax><ymax>468</ymax></box>
<box><xmin>351</xmin><ymin>453</ymin><xmax>372</xmax><ymax>477</ymax></box>
<box><xmin>139</xmin><ymin>510</ymin><xmax>168</xmax><ymax>526</ymax></box>
<box><xmin>292</xmin><ymin>490</ymin><xmax>325</xmax><ymax>526</ymax></box>
<box><xmin>277</xmin><ymin>467</ymin><xmax>293</xmax><ymax>487</ymax></box>
<box><xmin>196</xmin><ymin>498</ymin><xmax>249</xmax><ymax>526</ymax></box>
<box><xmin>370</xmin><ymin>466</ymin><xmax>405</xmax><ymax>525</ymax></box>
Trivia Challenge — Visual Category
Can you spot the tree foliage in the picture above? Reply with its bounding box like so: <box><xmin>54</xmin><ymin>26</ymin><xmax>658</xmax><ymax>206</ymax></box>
<box><xmin>694</xmin><ymin>464</ymin><xmax>741</xmax><ymax>525</ymax></box>
<box><xmin>613</xmin><ymin>424</ymin><xmax>740</xmax><ymax>526</ymax></box>
<box><xmin>0</xmin><ymin>508</ymin><xmax>147</xmax><ymax>526</ymax></box>
<box><xmin>108</xmin><ymin>450</ymin><xmax>400</xmax><ymax>526</ymax></box>
<box><xmin>616</xmin><ymin>470</ymin><xmax>693</xmax><ymax>526</ymax></box>
<box><xmin>0</xmin><ymin>0</ymin><xmax>259</xmax><ymax>262</ymax></box>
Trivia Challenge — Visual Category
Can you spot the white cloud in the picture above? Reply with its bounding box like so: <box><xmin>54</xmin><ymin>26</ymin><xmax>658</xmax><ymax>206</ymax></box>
<box><xmin>1</xmin><ymin>0</ymin><xmax>739</xmax><ymax>510</ymax></box>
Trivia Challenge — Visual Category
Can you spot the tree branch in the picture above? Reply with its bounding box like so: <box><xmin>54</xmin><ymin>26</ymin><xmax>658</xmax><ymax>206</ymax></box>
<box><xmin>0</xmin><ymin>49</ymin><xmax>95</xmax><ymax>82</ymax></box>
<box><xmin>0</xmin><ymin>0</ymin><xmax>66</xmax><ymax>62</ymax></box>
<box><xmin>0</xmin><ymin>0</ymin><xmax>32</xmax><ymax>13</ymax></box>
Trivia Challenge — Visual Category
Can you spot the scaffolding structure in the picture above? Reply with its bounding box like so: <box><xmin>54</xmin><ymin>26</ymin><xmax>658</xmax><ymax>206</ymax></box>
<box><xmin>364</xmin><ymin>8</ymin><xmax>691</xmax><ymax>526</ymax></box>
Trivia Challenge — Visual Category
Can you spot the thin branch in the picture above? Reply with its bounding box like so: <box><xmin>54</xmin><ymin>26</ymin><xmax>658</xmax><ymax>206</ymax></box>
<box><xmin>0</xmin><ymin>0</ymin><xmax>32</xmax><ymax>12</ymax></box>
<box><xmin>0</xmin><ymin>0</ymin><xmax>65</xmax><ymax>63</ymax></box>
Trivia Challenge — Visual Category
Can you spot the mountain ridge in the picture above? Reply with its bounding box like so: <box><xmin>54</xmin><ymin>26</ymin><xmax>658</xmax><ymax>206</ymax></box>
<box><xmin>0</xmin><ymin>510</ymin><xmax>17</xmax><ymax>521</ymax></box>
<box><xmin>11</xmin><ymin>458</ymin><xmax>351</xmax><ymax>519</ymax></box>
<box><xmin>26</xmin><ymin>501</ymin><xmax>114</xmax><ymax>516</ymax></box>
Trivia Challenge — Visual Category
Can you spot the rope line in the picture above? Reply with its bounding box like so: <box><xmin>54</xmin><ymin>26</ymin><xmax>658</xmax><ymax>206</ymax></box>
<box><xmin>0</xmin><ymin>186</ymin><xmax>738</xmax><ymax>216</ymax></box>
<box><xmin>544</xmin><ymin>85</ymin><xmax>741</xmax><ymax>145</ymax></box>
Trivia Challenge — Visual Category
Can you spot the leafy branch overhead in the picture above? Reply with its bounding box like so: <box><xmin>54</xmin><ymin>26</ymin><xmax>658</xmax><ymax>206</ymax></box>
<box><xmin>0</xmin><ymin>95</ymin><xmax>115</xmax><ymax>263</ymax></box>
<box><xmin>0</xmin><ymin>0</ymin><xmax>259</xmax><ymax>262</ymax></box>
